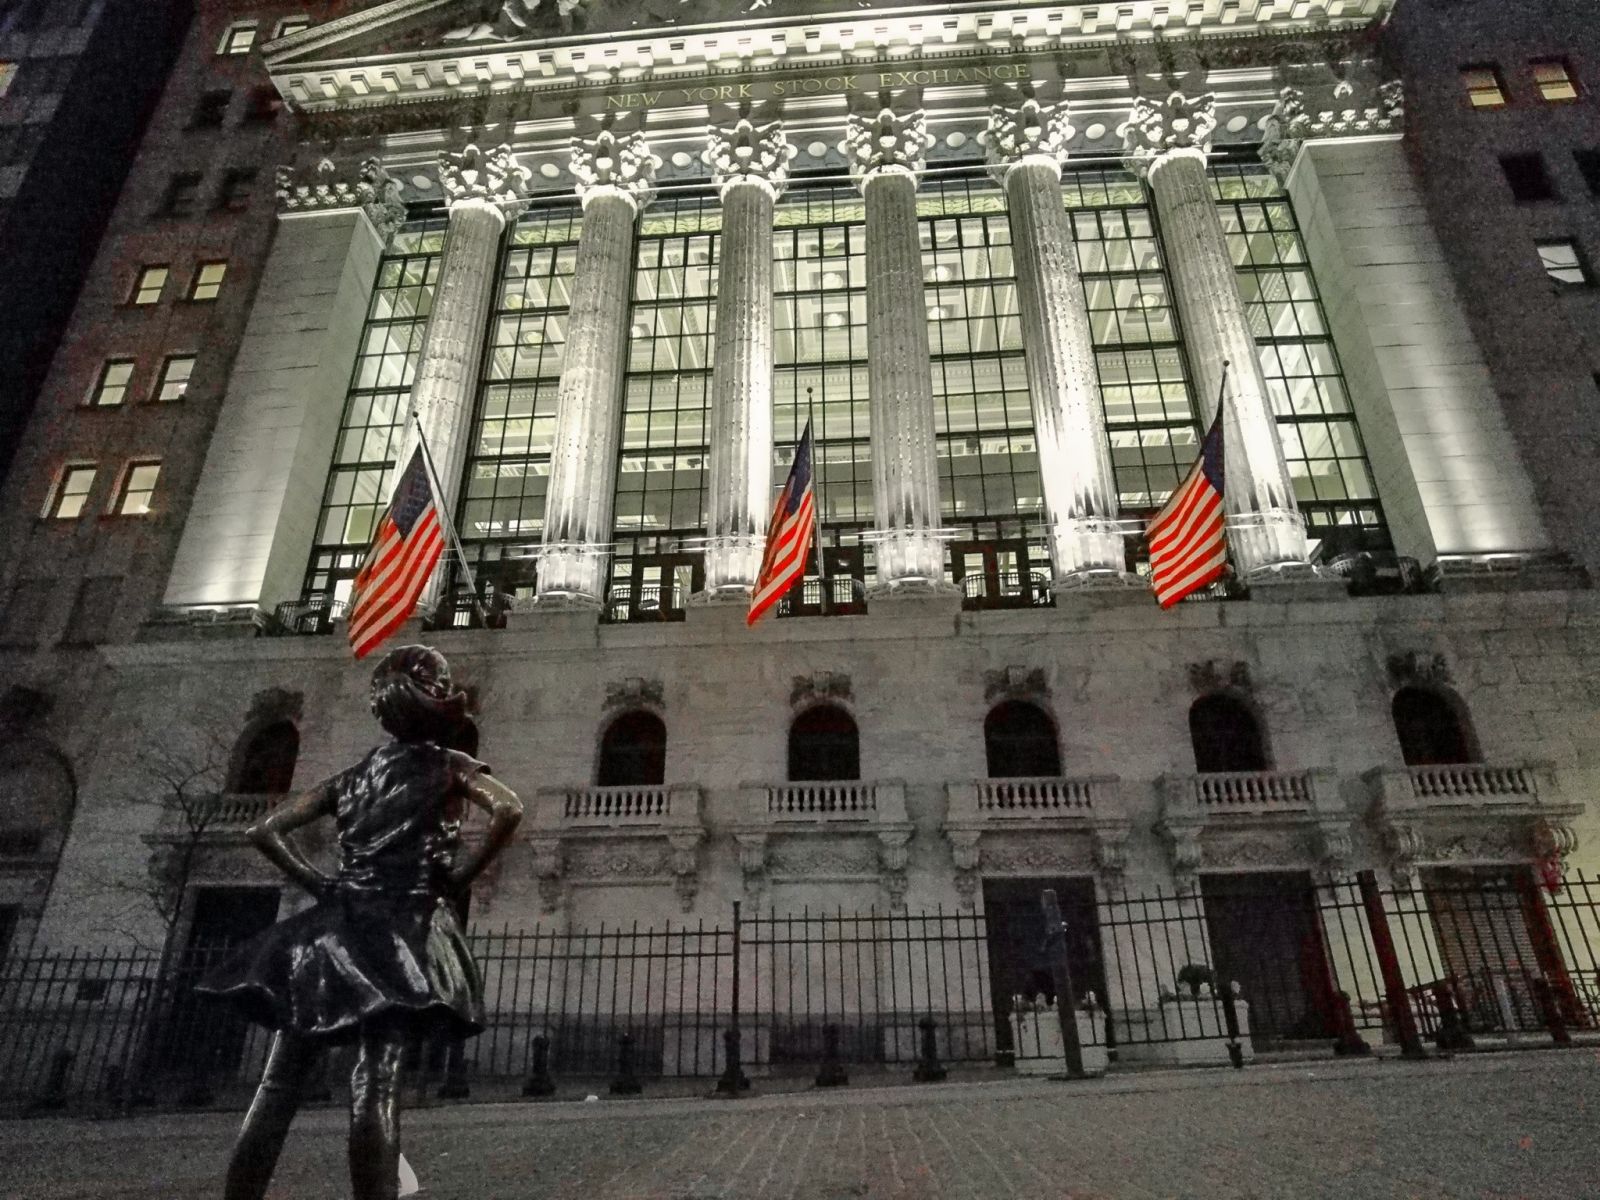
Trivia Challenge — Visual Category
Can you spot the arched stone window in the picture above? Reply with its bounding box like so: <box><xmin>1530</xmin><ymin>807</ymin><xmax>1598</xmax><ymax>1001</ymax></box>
<box><xmin>230</xmin><ymin>720</ymin><xmax>299</xmax><ymax>794</ymax></box>
<box><xmin>1392</xmin><ymin>687</ymin><xmax>1477</xmax><ymax>766</ymax></box>
<box><xmin>788</xmin><ymin>704</ymin><xmax>860</xmax><ymax>782</ymax></box>
<box><xmin>597</xmin><ymin>710</ymin><xmax>666</xmax><ymax>787</ymax></box>
<box><xmin>1189</xmin><ymin>694</ymin><xmax>1269</xmax><ymax>773</ymax></box>
<box><xmin>984</xmin><ymin>700</ymin><xmax>1062</xmax><ymax>778</ymax></box>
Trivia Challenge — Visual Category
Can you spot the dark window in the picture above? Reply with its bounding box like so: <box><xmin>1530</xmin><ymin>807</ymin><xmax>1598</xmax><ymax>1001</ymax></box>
<box><xmin>0</xmin><ymin>579</ymin><xmax>52</xmax><ymax>647</ymax></box>
<box><xmin>231</xmin><ymin>720</ymin><xmax>299</xmax><ymax>794</ymax></box>
<box><xmin>1189</xmin><ymin>694</ymin><xmax>1268</xmax><ymax>773</ymax></box>
<box><xmin>788</xmin><ymin>704</ymin><xmax>860</xmax><ymax>782</ymax></box>
<box><xmin>217</xmin><ymin>168</ymin><xmax>257</xmax><ymax>212</ymax></box>
<box><xmin>984</xmin><ymin>700</ymin><xmax>1062</xmax><ymax>778</ymax></box>
<box><xmin>596</xmin><ymin>710</ymin><xmax>666</xmax><ymax>787</ymax></box>
<box><xmin>60</xmin><ymin>576</ymin><xmax>119</xmax><ymax>646</ymax></box>
<box><xmin>1392</xmin><ymin>687</ymin><xmax>1477</xmax><ymax>766</ymax></box>
<box><xmin>0</xmin><ymin>905</ymin><xmax>17</xmax><ymax>961</ymax></box>
<box><xmin>1574</xmin><ymin>149</ymin><xmax>1600</xmax><ymax>196</ymax></box>
<box><xmin>189</xmin><ymin>90</ymin><xmax>231</xmax><ymax>130</ymax></box>
<box><xmin>243</xmin><ymin>86</ymin><xmax>283</xmax><ymax>123</ymax></box>
<box><xmin>157</xmin><ymin>172</ymin><xmax>202</xmax><ymax>218</ymax></box>
<box><xmin>1500</xmin><ymin>154</ymin><xmax>1557</xmax><ymax>202</ymax></box>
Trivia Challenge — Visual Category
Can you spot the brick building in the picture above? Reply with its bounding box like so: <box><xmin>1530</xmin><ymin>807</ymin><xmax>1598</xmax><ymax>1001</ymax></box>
<box><xmin>0</xmin><ymin>0</ymin><xmax>1595</xmax><ymax>1062</ymax></box>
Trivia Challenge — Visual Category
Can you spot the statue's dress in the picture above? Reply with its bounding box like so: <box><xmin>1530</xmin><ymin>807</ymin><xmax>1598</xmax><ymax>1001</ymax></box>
<box><xmin>198</xmin><ymin>741</ymin><xmax>487</xmax><ymax>1042</ymax></box>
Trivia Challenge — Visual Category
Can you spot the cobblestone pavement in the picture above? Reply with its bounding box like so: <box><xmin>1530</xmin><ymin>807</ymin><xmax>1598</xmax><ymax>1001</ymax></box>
<box><xmin>3</xmin><ymin>1052</ymin><xmax>1596</xmax><ymax>1199</ymax></box>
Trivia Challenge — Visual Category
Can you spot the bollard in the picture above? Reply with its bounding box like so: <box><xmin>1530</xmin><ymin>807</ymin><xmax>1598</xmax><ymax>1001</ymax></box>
<box><xmin>1431</xmin><ymin>982</ymin><xmax>1475</xmax><ymax>1052</ymax></box>
<box><xmin>1331</xmin><ymin>991</ymin><xmax>1372</xmax><ymax>1056</ymax></box>
<box><xmin>1220</xmin><ymin>982</ymin><xmax>1245</xmax><ymax>1070</ymax></box>
<box><xmin>912</xmin><ymin>1015</ymin><xmax>946</xmax><ymax>1083</ymax></box>
<box><xmin>1531</xmin><ymin>978</ymin><xmax>1573</xmax><ymax>1047</ymax></box>
<box><xmin>32</xmin><ymin>1049</ymin><xmax>74</xmax><ymax>1111</ymax></box>
<box><xmin>714</xmin><ymin>1026</ymin><xmax>749</xmax><ymax>1096</ymax></box>
<box><xmin>522</xmin><ymin>1034</ymin><xmax>556</xmax><ymax>1097</ymax></box>
<box><xmin>815</xmin><ymin>1023</ymin><xmax>849</xmax><ymax>1088</ymax></box>
<box><xmin>610</xmin><ymin>1031</ymin><xmax>643</xmax><ymax>1095</ymax></box>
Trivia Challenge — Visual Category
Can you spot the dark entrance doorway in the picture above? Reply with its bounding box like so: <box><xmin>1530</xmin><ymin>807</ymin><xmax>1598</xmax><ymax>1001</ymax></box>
<box><xmin>1200</xmin><ymin>871</ymin><xmax>1337</xmax><ymax>1042</ymax></box>
<box><xmin>981</xmin><ymin>877</ymin><xmax>1105</xmax><ymax>1062</ymax></box>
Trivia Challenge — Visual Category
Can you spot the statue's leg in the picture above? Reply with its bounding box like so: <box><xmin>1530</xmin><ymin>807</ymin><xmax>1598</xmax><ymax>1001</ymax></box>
<box><xmin>223</xmin><ymin>1031</ymin><xmax>317</xmax><ymax>1200</ymax></box>
<box><xmin>348</xmin><ymin>1024</ymin><xmax>407</xmax><ymax>1200</ymax></box>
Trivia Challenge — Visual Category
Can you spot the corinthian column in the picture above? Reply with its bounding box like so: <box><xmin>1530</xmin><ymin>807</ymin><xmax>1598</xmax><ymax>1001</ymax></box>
<box><xmin>981</xmin><ymin>97</ymin><xmax>1130</xmax><ymax>586</ymax></box>
<box><xmin>1123</xmin><ymin>91</ymin><xmax>1310</xmax><ymax>575</ymax></box>
<box><xmin>843</xmin><ymin>106</ymin><xmax>951</xmax><ymax>592</ymax></box>
<box><xmin>700</xmin><ymin>118</ymin><xmax>795</xmax><ymax>597</ymax></box>
<box><xmin>405</xmin><ymin>144</ymin><xmax>530</xmax><ymax>523</ymax></box>
<box><xmin>535</xmin><ymin>129</ymin><xmax>660</xmax><ymax>605</ymax></box>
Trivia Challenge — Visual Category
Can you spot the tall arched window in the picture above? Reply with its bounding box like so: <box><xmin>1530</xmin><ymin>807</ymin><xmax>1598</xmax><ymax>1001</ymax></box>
<box><xmin>597</xmin><ymin>710</ymin><xmax>666</xmax><ymax>787</ymax></box>
<box><xmin>231</xmin><ymin>720</ymin><xmax>299</xmax><ymax>794</ymax></box>
<box><xmin>984</xmin><ymin>701</ymin><xmax>1062</xmax><ymax>778</ymax></box>
<box><xmin>1189</xmin><ymin>694</ymin><xmax>1268</xmax><ymax>773</ymax></box>
<box><xmin>1392</xmin><ymin>687</ymin><xmax>1476</xmax><ymax>766</ymax></box>
<box><xmin>788</xmin><ymin>704</ymin><xmax>860</xmax><ymax>782</ymax></box>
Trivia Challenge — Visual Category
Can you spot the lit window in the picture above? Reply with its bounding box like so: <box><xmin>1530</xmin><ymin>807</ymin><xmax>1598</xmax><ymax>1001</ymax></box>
<box><xmin>89</xmin><ymin>360</ymin><xmax>134</xmax><ymax>407</ymax></box>
<box><xmin>49</xmin><ymin>466</ymin><xmax>96</xmax><ymax>519</ymax></box>
<box><xmin>275</xmin><ymin>16</ymin><xmax>310</xmax><ymax>37</ymax></box>
<box><xmin>154</xmin><ymin>355</ymin><xmax>195</xmax><ymax>402</ymax></box>
<box><xmin>0</xmin><ymin>63</ymin><xmax>16</xmax><ymax>99</ymax></box>
<box><xmin>1461</xmin><ymin>64</ymin><xmax>1508</xmax><ymax>108</ymax></box>
<box><xmin>131</xmin><ymin>265</ymin><xmax>168</xmax><ymax>305</ymax></box>
<box><xmin>1532</xmin><ymin>58</ymin><xmax>1580</xmax><ymax>102</ymax></box>
<box><xmin>1537</xmin><ymin>240</ymin><xmax>1591</xmax><ymax>286</ymax></box>
<box><xmin>114</xmin><ymin>462</ymin><xmax>161</xmax><ymax>516</ymax></box>
<box><xmin>218</xmin><ymin>23</ymin><xmax>257</xmax><ymax>55</ymax></box>
<box><xmin>189</xmin><ymin>262</ymin><xmax>227</xmax><ymax>301</ymax></box>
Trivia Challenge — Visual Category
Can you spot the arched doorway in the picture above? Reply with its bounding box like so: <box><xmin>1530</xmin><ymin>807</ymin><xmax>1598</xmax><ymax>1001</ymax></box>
<box><xmin>597</xmin><ymin>710</ymin><xmax>667</xmax><ymax>786</ymax></box>
<box><xmin>1188</xmin><ymin>694</ymin><xmax>1269</xmax><ymax>773</ymax></box>
<box><xmin>788</xmin><ymin>705</ymin><xmax>860</xmax><ymax>782</ymax></box>
<box><xmin>1392</xmin><ymin>687</ymin><xmax>1477</xmax><ymax>765</ymax></box>
<box><xmin>984</xmin><ymin>700</ymin><xmax>1062</xmax><ymax>778</ymax></box>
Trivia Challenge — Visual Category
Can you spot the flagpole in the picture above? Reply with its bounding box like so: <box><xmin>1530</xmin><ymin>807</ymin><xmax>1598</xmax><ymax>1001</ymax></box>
<box><xmin>1214</xmin><ymin>359</ymin><xmax>1232</xmax><ymax>581</ymax></box>
<box><xmin>409</xmin><ymin>412</ymin><xmax>488</xmax><ymax>625</ymax></box>
<box><xmin>802</xmin><ymin>388</ymin><xmax>832</xmax><ymax>608</ymax></box>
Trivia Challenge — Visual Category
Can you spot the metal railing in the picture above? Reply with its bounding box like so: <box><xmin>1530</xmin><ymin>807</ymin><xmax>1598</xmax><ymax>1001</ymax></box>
<box><xmin>603</xmin><ymin>584</ymin><xmax>689</xmax><ymax>624</ymax></box>
<box><xmin>267</xmin><ymin>597</ymin><xmax>347</xmax><ymax>636</ymax></box>
<box><xmin>6</xmin><ymin>871</ymin><xmax>1599</xmax><ymax>1113</ymax></box>
<box><xmin>958</xmin><ymin>570</ymin><xmax>1054</xmax><ymax>611</ymax></box>
<box><xmin>776</xmin><ymin>576</ymin><xmax>869</xmax><ymax>618</ymax></box>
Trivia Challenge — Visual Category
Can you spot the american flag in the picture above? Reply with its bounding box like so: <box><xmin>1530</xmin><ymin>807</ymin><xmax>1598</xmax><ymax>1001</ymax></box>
<box><xmin>748</xmin><ymin>421</ymin><xmax>818</xmax><ymax>627</ymax></box>
<box><xmin>347</xmin><ymin>447</ymin><xmax>445</xmax><ymax>659</ymax></box>
<box><xmin>1146</xmin><ymin>407</ymin><xmax>1228</xmax><ymax>609</ymax></box>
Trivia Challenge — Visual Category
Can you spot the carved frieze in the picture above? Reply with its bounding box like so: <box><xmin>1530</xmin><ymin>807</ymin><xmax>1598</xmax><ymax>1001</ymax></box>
<box><xmin>274</xmin><ymin>157</ymin><xmax>407</xmax><ymax>240</ymax></box>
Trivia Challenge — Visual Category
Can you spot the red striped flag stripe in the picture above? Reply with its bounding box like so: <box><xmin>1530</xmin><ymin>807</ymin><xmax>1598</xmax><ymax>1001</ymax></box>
<box><xmin>748</xmin><ymin>493</ymin><xmax>816</xmax><ymax>624</ymax></box>
<box><xmin>348</xmin><ymin>516</ymin><xmax>442</xmax><ymax>649</ymax></box>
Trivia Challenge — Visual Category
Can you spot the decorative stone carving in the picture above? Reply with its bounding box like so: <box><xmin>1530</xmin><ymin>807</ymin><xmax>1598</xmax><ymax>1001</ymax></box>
<box><xmin>876</xmin><ymin>830</ymin><xmax>911</xmax><ymax>912</ymax></box>
<box><xmin>1258</xmin><ymin>86</ymin><xmax>1309</xmax><ymax>181</ymax></box>
<box><xmin>530</xmin><ymin>836</ymin><xmax>563</xmax><ymax>914</ymax></box>
<box><xmin>768</xmin><ymin>841</ymin><xmax>879</xmax><ymax>877</ymax></box>
<box><xmin>704</xmin><ymin>118</ymin><xmax>796</xmax><ymax>198</ymax></box>
<box><xmin>983</xmin><ymin>666</ymin><xmax>1049</xmax><ymax>704</ymax></box>
<box><xmin>569</xmin><ymin>128</ymin><xmax>660</xmax><ymax>210</ymax></box>
<box><xmin>978</xmin><ymin>843</ymin><xmax>1091</xmax><ymax>874</ymax></box>
<box><xmin>1161</xmin><ymin>822</ymin><xmax>1205</xmax><ymax>894</ymax></box>
<box><xmin>1258</xmin><ymin>79</ymin><xmax>1406</xmax><ymax>182</ymax></box>
<box><xmin>1186</xmin><ymin>660</ymin><xmax>1252</xmax><ymax>696</ymax></box>
<box><xmin>1121</xmin><ymin>91</ymin><xmax>1218</xmax><ymax>175</ymax></box>
<box><xmin>564</xmin><ymin>844</ymin><xmax>674</xmax><ymax>879</ymax></box>
<box><xmin>790</xmin><ymin>671</ymin><xmax>852</xmax><ymax>708</ymax></box>
<box><xmin>438</xmin><ymin>142</ymin><xmax>531</xmax><ymax>208</ymax></box>
<box><xmin>1158</xmin><ymin>769</ymin><xmax>1348</xmax><ymax>892</ymax></box>
<box><xmin>274</xmin><ymin>157</ymin><xmax>407</xmax><ymax>240</ymax></box>
<box><xmin>605</xmin><ymin>677</ymin><xmax>664</xmax><ymax>711</ymax></box>
<box><xmin>979</xmin><ymin>97</ymin><xmax>1075</xmax><ymax>178</ymax></box>
<box><xmin>736</xmin><ymin>832</ymin><xmax>768</xmax><ymax>903</ymax></box>
<box><xmin>841</xmin><ymin>107</ymin><xmax>934</xmax><ymax>186</ymax></box>
<box><xmin>948</xmin><ymin>829</ymin><xmax>982</xmax><ymax>911</ymax></box>
<box><xmin>1385</xmin><ymin>651</ymin><xmax>1451</xmax><ymax>690</ymax></box>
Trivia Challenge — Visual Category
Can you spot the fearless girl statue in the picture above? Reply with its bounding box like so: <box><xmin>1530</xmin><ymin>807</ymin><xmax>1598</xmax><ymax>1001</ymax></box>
<box><xmin>199</xmin><ymin>646</ymin><xmax>523</xmax><ymax>1200</ymax></box>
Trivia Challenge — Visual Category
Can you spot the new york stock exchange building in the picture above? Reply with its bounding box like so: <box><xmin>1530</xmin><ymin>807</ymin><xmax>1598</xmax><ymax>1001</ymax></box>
<box><xmin>3</xmin><ymin>0</ymin><xmax>1599</xmax><ymax>1088</ymax></box>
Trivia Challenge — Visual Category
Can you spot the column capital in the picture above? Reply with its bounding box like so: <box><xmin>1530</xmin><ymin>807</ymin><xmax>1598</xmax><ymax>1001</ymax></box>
<box><xmin>842</xmin><ymin>107</ymin><xmax>934</xmax><ymax>192</ymax></box>
<box><xmin>979</xmin><ymin>97</ymin><xmax>1076</xmax><ymax>183</ymax></box>
<box><xmin>570</xmin><ymin>128</ymin><xmax>661</xmax><ymax>212</ymax></box>
<box><xmin>1260</xmin><ymin>79</ymin><xmax>1406</xmax><ymax>181</ymax></box>
<box><xmin>273</xmin><ymin>156</ymin><xmax>407</xmax><ymax>241</ymax></box>
<box><xmin>439</xmin><ymin>142</ymin><xmax>532</xmax><ymax>211</ymax></box>
<box><xmin>1120</xmin><ymin>90</ymin><xmax>1217</xmax><ymax>179</ymax></box>
<box><xmin>704</xmin><ymin>118</ymin><xmax>796</xmax><ymax>201</ymax></box>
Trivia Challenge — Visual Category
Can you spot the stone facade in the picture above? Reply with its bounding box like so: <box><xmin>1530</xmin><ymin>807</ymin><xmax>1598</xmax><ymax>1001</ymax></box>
<box><xmin>0</xmin><ymin>0</ymin><xmax>1596</xmax><ymax>978</ymax></box>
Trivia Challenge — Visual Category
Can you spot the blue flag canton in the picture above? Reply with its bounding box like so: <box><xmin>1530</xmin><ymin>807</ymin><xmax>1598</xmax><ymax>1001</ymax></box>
<box><xmin>782</xmin><ymin>424</ymin><xmax>814</xmax><ymax>515</ymax></box>
<box><xmin>1199</xmin><ymin>412</ymin><xmax>1226</xmax><ymax>495</ymax></box>
<box><xmin>390</xmin><ymin>448</ymin><xmax>435</xmax><ymax>535</ymax></box>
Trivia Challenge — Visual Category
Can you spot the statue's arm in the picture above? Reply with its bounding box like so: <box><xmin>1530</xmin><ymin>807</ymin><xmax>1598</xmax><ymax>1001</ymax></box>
<box><xmin>246</xmin><ymin>780</ymin><xmax>338</xmax><ymax>898</ymax></box>
<box><xmin>448</xmin><ymin>773</ymin><xmax>523</xmax><ymax>894</ymax></box>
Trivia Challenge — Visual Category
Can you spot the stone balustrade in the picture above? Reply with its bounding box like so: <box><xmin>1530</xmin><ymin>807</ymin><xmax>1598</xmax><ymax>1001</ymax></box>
<box><xmin>534</xmin><ymin>783</ymin><xmax>702</xmax><ymax>828</ymax></box>
<box><xmin>1178</xmin><ymin>769</ymin><xmax>1323</xmax><ymax>813</ymax></box>
<box><xmin>746</xmin><ymin>780</ymin><xmax>908</xmax><ymax>824</ymax></box>
<box><xmin>946</xmin><ymin>776</ymin><xmax>1112</xmax><ymax>820</ymax></box>
<box><xmin>153</xmin><ymin>793</ymin><xmax>277</xmax><ymax>841</ymax></box>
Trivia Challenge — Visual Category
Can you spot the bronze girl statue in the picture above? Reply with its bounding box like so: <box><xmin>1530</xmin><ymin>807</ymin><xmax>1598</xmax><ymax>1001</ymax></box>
<box><xmin>199</xmin><ymin>645</ymin><xmax>522</xmax><ymax>1200</ymax></box>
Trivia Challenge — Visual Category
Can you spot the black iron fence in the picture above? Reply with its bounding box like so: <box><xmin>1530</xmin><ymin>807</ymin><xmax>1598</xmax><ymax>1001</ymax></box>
<box><xmin>5</xmin><ymin>869</ymin><xmax>1599</xmax><ymax>1114</ymax></box>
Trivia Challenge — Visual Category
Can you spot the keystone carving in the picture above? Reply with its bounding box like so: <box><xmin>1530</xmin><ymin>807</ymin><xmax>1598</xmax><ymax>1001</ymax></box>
<box><xmin>704</xmin><ymin>118</ymin><xmax>796</xmax><ymax>198</ymax></box>
<box><xmin>1121</xmin><ymin>91</ymin><xmax>1217</xmax><ymax>177</ymax></box>
<box><xmin>980</xmin><ymin>97</ymin><xmax>1076</xmax><ymax>179</ymax></box>
<box><xmin>274</xmin><ymin>157</ymin><xmax>407</xmax><ymax>240</ymax></box>
<box><xmin>983</xmin><ymin>666</ymin><xmax>1050</xmax><ymax>704</ymax></box>
<box><xmin>1186</xmin><ymin>659</ymin><xmax>1252</xmax><ymax>695</ymax></box>
<box><xmin>790</xmin><ymin>671</ymin><xmax>852</xmax><ymax>708</ymax></box>
<box><xmin>439</xmin><ymin>142</ymin><xmax>532</xmax><ymax>208</ymax></box>
<box><xmin>1385</xmin><ymin>651</ymin><xmax>1451</xmax><ymax>690</ymax></box>
<box><xmin>570</xmin><ymin>128</ymin><xmax>660</xmax><ymax>210</ymax></box>
<box><xmin>604</xmin><ymin>676</ymin><xmax>664</xmax><ymax>711</ymax></box>
<box><xmin>842</xmin><ymin>107</ymin><xmax>934</xmax><ymax>188</ymax></box>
